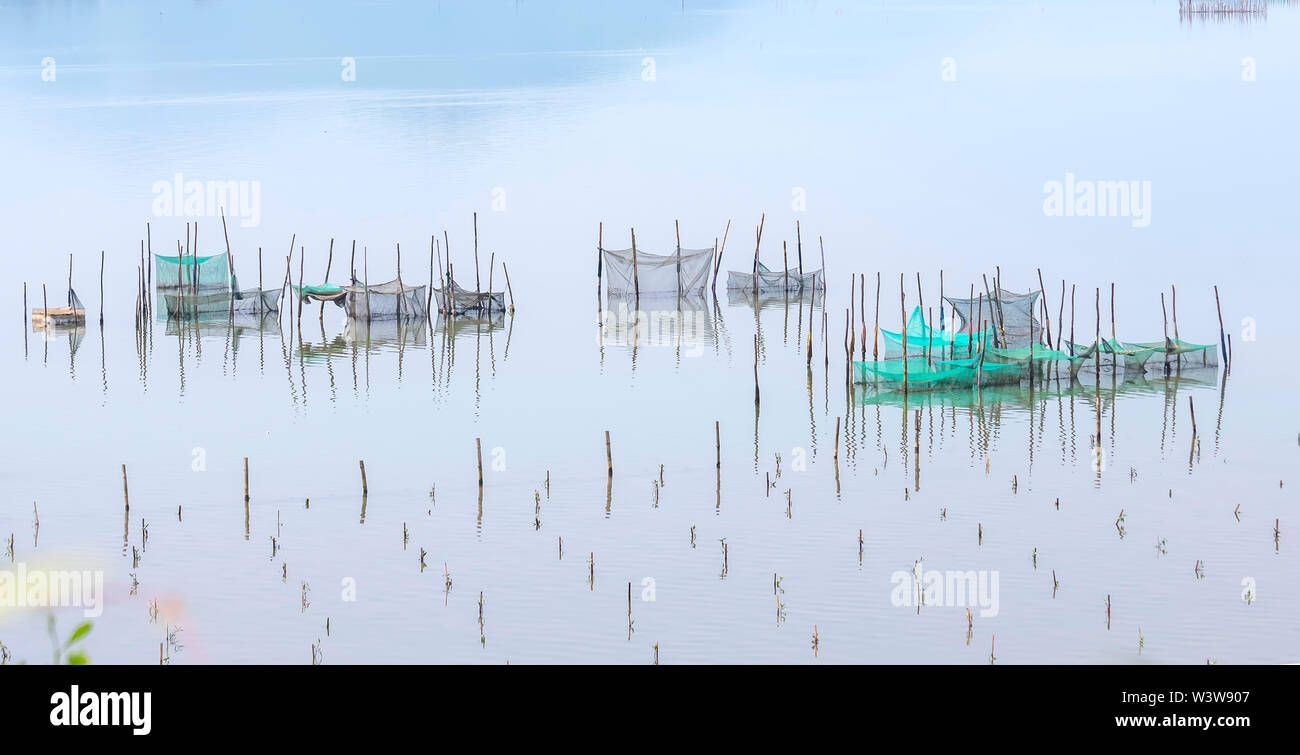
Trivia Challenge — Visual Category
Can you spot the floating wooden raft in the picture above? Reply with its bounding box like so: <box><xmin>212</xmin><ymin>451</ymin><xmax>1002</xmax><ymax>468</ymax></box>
<box><xmin>31</xmin><ymin>305</ymin><xmax>85</xmax><ymax>327</ymax></box>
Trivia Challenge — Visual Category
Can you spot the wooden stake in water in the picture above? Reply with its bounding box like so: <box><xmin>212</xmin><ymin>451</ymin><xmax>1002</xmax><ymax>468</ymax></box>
<box><xmin>1214</xmin><ymin>285</ymin><xmax>1227</xmax><ymax>367</ymax></box>
<box><xmin>476</xmin><ymin>438</ymin><xmax>484</xmax><ymax>488</ymax></box>
<box><xmin>321</xmin><ymin>238</ymin><xmax>334</xmax><ymax>322</ymax></box>
<box><xmin>630</xmin><ymin>228</ymin><xmax>640</xmax><ymax>304</ymax></box>
<box><xmin>121</xmin><ymin>464</ymin><xmax>130</xmax><ymax>514</ymax></box>
<box><xmin>243</xmin><ymin>458</ymin><xmax>250</xmax><ymax>502</ymax></box>
<box><xmin>873</xmin><ymin>272</ymin><xmax>881</xmax><ymax>361</ymax></box>
<box><xmin>359</xmin><ymin>460</ymin><xmax>368</xmax><ymax>495</ymax></box>
<box><xmin>900</xmin><ymin>273</ymin><xmax>908</xmax><ymax>392</ymax></box>
<box><xmin>605</xmin><ymin>431</ymin><xmax>613</xmax><ymax>477</ymax></box>
<box><xmin>473</xmin><ymin>212</ymin><xmax>481</xmax><ymax>296</ymax></box>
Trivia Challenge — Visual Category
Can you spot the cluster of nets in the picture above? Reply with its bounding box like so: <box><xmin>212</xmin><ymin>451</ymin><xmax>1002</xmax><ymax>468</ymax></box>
<box><xmin>340</xmin><ymin>279</ymin><xmax>428</xmax><ymax>320</ymax></box>
<box><xmin>433</xmin><ymin>277</ymin><xmax>506</xmax><ymax>316</ymax></box>
<box><xmin>725</xmin><ymin>262</ymin><xmax>825</xmax><ymax>292</ymax></box>
<box><xmin>154</xmin><ymin>253</ymin><xmax>231</xmax><ymax>291</ymax></box>
<box><xmin>883</xmin><ymin>306</ymin><xmax>989</xmax><ymax>358</ymax></box>
<box><xmin>943</xmin><ymin>289</ymin><xmax>1042</xmax><ymax>348</ymax></box>
<box><xmin>600</xmin><ymin>247</ymin><xmax>714</xmax><ymax>297</ymax></box>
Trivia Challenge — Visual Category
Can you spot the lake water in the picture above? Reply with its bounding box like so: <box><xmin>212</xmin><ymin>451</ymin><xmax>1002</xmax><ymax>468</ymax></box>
<box><xmin>1</xmin><ymin>0</ymin><xmax>1297</xmax><ymax>664</ymax></box>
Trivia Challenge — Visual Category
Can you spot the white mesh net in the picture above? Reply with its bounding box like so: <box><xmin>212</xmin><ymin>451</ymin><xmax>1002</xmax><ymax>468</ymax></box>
<box><xmin>433</xmin><ymin>277</ymin><xmax>506</xmax><ymax>316</ymax></box>
<box><xmin>600</xmin><ymin>246</ymin><xmax>714</xmax><ymax>297</ymax></box>
<box><xmin>342</xmin><ymin>279</ymin><xmax>428</xmax><ymax>320</ymax></box>
<box><xmin>726</xmin><ymin>261</ymin><xmax>824</xmax><ymax>292</ymax></box>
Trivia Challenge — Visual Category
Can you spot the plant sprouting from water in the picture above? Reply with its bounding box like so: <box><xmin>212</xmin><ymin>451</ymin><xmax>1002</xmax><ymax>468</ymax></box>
<box><xmin>47</xmin><ymin>615</ymin><xmax>92</xmax><ymax>665</ymax></box>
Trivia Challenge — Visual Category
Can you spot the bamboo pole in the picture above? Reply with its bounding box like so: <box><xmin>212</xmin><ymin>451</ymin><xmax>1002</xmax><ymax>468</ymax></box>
<box><xmin>873</xmin><ymin>272</ymin><xmax>881</xmax><ymax>361</ymax></box>
<box><xmin>605</xmin><ymin>431</ymin><xmax>613</xmax><ymax>477</ymax></box>
<box><xmin>967</xmin><ymin>285</ymin><xmax>974</xmax><ymax>357</ymax></box>
<box><xmin>297</xmin><ymin>246</ymin><xmax>305</xmax><ymax>327</ymax></box>
<box><xmin>754</xmin><ymin>334</ymin><xmax>761</xmax><ymax>405</ymax></box>
<box><xmin>396</xmin><ymin>243</ymin><xmax>405</xmax><ymax>319</ymax></box>
<box><xmin>321</xmin><ymin>238</ymin><xmax>334</xmax><ymax>322</ymax></box>
<box><xmin>1110</xmin><ymin>282</ymin><xmax>1116</xmax><ymax>342</ymax></box>
<box><xmin>1214</xmin><ymin>285</ymin><xmax>1227</xmax><ymax>367</ymax></box>
<box><xmin>243</xmin><ymin>458</ymin><xmax>250</xmax><ymax>502</ymax></box>
<box><xmin>795</xmin><ymin>220</ymin><xmax>802</xmax><ymax>275</ymax></box>
<box><xmin>859</xmin><ymin>273</ymin><xmax>866</xmax><ymax>361</ymax></box>
<box><xmin>900</xmin><ymin>273</ymin><xmax>907</xmax><ymax>392</ymax></box>
<box><xmin>359</xmin><ymin>460</ymin><xmax>368</xmax><ymax>494</ymax></box>
<box><xmin>1160</xmin><ymin>292</ymin><xmax>1170</xmax><ymax>358</ymax></box>
<box><xmin>630</xmin><ymin>228</ymin><xmax>640</xmax><ymax>304</ymax></box>
<box><xmin>782</xmin><ymin>241</ymin><xmax>788</xmax><ymax>293</ymax></box>
<box><xmin>675</xmin><ymin>219</ymin><xmax>683</xmax><ymax>297</ymax></box>
<box><xmin>715</xmin><ymin>420</ymin><xmax>720</xmax><ymax>469</ymax></box>
<box><xmin>597</xmin><ymin>222</ymin><xmax>603</xmax><ymax>301</ymax></box>
<box><xmin>1057</xmin><ymin>279</ymin><xmax>1065</xmax><ymax>351</ymax></box>
<box><xmin>1171</xmin><ymin>284</ymin><xmax>1180</xmax><ymax>342</ymax></box>
<box><xmin>486</xmin><ymin>253</ymin><xmax>495</xmax><ymax>317</ymax></box>
<box><xmin>1069</xmin><ymin>284</ymin><xmax>1076</xmax><ymax>355</ymax></box>
<box><xmin>711</xmin><ymin>219</ymin><xmax>730</xmax><ymax>296</ymax></box>
<box><xmin>1037</xmin><ymin>268</ymin><xmax>1051</xmax><ymax>347</ymax></box>
<box><xmin>981</xmin><ymin>274</ymin><xmax>995</xmax><ymax>346</ymax></box>
<box><xmin>473</xmin><ymin>212</ymin><xmax>481</xmax><ymax>296</ymax></box>
<box><xmin>503</xmin><ymin>263</ymin><xmax>515</xmax><ymax>314</ymax></box>
<box><xmin>847</xmin><ymin>274</ymin><xmax>855</xmax><ymax>357</ymax></box>
<box><xmin>476</xmin><ymin>438</ymin><xmax>483</xmax><ymax>488</ymax></box>
<box><xmin>1095</xmin><ymin>288</ymin><xmax>1101</xmax><ymax>373</ymax></box>
<box><xmin>752</xmin><ymin>214</ymin><xmax>765</xmax><ymax>296</ymax></box>
<box><xmin>818</xmin><ymin>236</ymin><xmax>826</xmax><ymax>294</ymax></box>
<box><xmin>122</xmin><ymin>464</ymin><xmax>129</xmax><ymax>514</ymax></box>
<box><xmin>98</xmin><ymin>250</ymin><xmax>105</xmax><ymax>325</ymax></box>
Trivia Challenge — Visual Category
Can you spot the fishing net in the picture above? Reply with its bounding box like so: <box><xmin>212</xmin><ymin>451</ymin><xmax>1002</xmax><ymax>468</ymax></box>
<box><xmin>433</xmin><ymin>277</ymin><xmax>506</xmax><ymax>316</ymax></box>
<box><xmin>725</xmin><ymin>261</ymin><xmax>825</xmax><ymax>292</ymax></box>
<box><xmin>853</xmin><ymin>356</ymin><xmax>1021</xmax><ymax>390</ymax></box>
<box><xmin>600</xmin><ymin>246</ymin><xmax>714</xmax><ymax>297</ymax></box>
<box><xmin>153</xmin><ymin>252</ymin><xmax>231</xmax><ymax>291</ymax></box>
<box><xmin>341</xmin><ymin>279</ymin><xmax>428</xmax><ymax>320</ymax></box>
<box><xmin>1131</xmin><ymin>338</ymin><xmax>1219</xmax><ymax>368</ymax></box>
<box><xmin>943</xmin><ymin>288</ymin><xmax>1042</xmax><ymax>348</ymax></box>
<box><xmin>882</xmin><ymin>306</ymin><xmax>988</xmax><ymax>358</ymax></box>
<box><xmin>163</xmin><ymin>289</ymin><xmax>279</xmax><ymax>317</ymax></box>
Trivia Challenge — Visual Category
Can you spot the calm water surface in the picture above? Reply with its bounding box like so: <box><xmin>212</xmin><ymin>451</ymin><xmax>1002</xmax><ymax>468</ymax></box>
<box><xmin>0</xmin><ymin>0</ymin><xmax>1297</xmax><ymax>663</ymax></box>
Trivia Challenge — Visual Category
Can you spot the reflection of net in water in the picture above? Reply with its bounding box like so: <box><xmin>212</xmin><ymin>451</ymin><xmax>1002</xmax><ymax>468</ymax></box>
<box><xmin>599</xmin><ymin>293</ymin><xmax>718</xmax><ymax>353</ymax></box>
<box><xmin>1179</xmin><ymin>0</ymin><xmax>1267</xmax><ymax>24</ymax></box>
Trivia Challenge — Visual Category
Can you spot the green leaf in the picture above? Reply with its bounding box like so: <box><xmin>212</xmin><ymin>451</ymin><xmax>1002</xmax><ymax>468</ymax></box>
<box><xmin>65</xmin><ymin>651</ymin><xmax>90</xmax><ymax>665</ymax></box>
<box><xmin>64</xmin><ymin>621</ymin><xmax>93</xmax><ymax>648</ymax></box>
